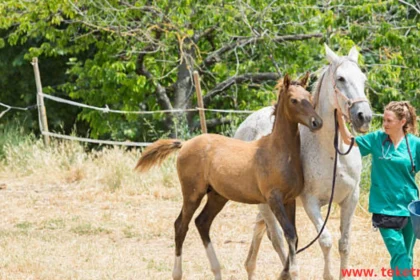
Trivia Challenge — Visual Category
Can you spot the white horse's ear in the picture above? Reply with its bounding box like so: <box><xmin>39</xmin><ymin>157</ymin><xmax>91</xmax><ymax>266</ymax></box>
<box><xmin>324</xmin><ymin>44</ymin><xmax>339</xmax><ymax>64</ymax></box>
<box><xmin>348</xmin><ymin>46</ymin><xmax>359</xmax><ymax>63</ymax></box>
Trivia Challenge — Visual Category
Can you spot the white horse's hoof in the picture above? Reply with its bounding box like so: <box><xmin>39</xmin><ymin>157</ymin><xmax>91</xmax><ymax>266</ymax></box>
<box><xmin>278</xmin><ymin>270</ymin><xmax>299</xmax><ymax>280</ymax></box>
<box><xmin>278</xmin><ymin>272</ymin><xmax>291</xmax><ymax>280</ymax></box>
<box><xmin>290</xmin><ymin>266</ymin><xmax>299</xmax><ymax>279</ymax></box>
<box><xmin>323</xmin><ymin>274</ymin><xmax>334</xmax><ymax>280</ymax></box>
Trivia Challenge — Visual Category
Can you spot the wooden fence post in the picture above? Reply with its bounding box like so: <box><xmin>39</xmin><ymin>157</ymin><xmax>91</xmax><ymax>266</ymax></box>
<box><xmin>32</xmin><ymin>58</ymin><xmax>50</xmax><ymax>146</ymax></box>
<box><xmin>193</xmin><ymin>71</ymin><xmax>207</xmax><ymax>134</ymax></box>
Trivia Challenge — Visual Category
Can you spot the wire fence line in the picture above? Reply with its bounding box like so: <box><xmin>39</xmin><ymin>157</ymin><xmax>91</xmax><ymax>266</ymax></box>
<box><xmin>41</xmin><ymin>131</ymin><xmax>152</xmax><ymax>147</ymax></box>
<box><xmin>40</xmin><ymin>93</ymin><xmax>255</xmax><ymax>115</ymax></box>
<box><xmin>24</xmin><ymin>94</ymin><xmax>408</xmax><ymax>117</ymax></box>
<box><xmin>1</xmin><ymin>94</ymin><xmax>417</xmax><ymax>147</ymax></box>
<box><xmin>0</xmin><ymin>102</ymin><xmax>37</xmax><ymax>119</ymax></box>
<box><xmin>40</xmin><ymin>93</ymin><xmax>197</xmax><ymax>114</ymax></box>
<box><xmin>1</xmin><ymin>94</ymin><xmax>258</xmax><ymax>147</ymax></box>
<box><xmin>0</xmin><ymin>102</ymin><xmax>37</xmax><ymax>111</ymax></box>
<box><xmin>0</xmin><ymin>98</ymin><xmax>397</xmax><ymax>119</ymax></box>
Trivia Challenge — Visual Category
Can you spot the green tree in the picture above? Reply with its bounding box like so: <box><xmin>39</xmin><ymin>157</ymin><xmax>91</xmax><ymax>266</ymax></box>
<box><xmin>0</xmin><ymin>0</ymin><xmax>418</xmax><ymax>142</ymax></box>
<box><xmin>328</xmin><ymin>0</ymin><xmax>420</xmax><ymax>113</ymax></box>
<box><xmin>0</xmin><ymin>0</ymin><xmax>323</xmax><ymax>141</ymax></box>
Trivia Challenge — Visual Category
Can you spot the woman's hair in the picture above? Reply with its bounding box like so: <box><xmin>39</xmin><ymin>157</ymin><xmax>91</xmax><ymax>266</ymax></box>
<box><xmin>384</xmin><ymin>101</ymin><xmax>418</xmax><ymax>135</ymax></box>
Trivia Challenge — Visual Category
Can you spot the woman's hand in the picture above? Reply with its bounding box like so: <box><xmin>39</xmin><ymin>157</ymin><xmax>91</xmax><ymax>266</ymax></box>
<box><xmin>336</xmin><ymin>109</ymin><xmax>357</xmax><ymax>146</ymax></box>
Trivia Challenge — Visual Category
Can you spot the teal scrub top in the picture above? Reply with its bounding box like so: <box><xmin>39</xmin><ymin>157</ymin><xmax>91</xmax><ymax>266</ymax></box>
<box><xmin>355</xmin><ymin>130</ymin><xmax>420</xmax><ymax>216</ymax></box>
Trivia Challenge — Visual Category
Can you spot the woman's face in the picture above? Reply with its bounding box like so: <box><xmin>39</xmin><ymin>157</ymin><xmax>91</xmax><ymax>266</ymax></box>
<box><xmin>383</xmin><ymin>110</ymin><xmax>406</xmax><ymax>136</ymax></box>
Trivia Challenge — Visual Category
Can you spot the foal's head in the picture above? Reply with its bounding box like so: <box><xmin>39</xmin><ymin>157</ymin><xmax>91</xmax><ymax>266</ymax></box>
<box><xmin>274</xmin><ymin>73</ymin><xmax>323</xmax><ymax>131</ymax></box>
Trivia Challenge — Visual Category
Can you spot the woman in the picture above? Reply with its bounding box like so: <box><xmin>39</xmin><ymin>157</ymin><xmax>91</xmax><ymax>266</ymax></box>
<box><xmin>337</xmin><ymin>101</ymin><xmax>419</xmax><ymax>279</ymax></box>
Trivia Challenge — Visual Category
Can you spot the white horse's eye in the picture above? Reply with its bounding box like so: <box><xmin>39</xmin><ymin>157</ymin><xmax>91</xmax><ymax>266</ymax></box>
<box><xmin>338</xmin><ymin>76</ymin><xmax>346</xmax><ymax>82</ymax></box>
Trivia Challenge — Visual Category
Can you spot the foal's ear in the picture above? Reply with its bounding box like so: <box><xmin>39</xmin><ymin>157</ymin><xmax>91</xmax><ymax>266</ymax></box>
<box><xmin>300</xmin><ymin>72</ymin><xmax>310</xmax><ymax>89</ymax></box>
<box><xmin>283</xmin><ymin>74</ymin><xmax>291</xmax><ymax>89</ymax></box>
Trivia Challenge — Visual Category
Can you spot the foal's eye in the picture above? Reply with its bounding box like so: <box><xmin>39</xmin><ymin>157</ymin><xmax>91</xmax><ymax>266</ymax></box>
<box><xmin>338</xmin><ymin>76</ymin><xmax>346</xmax><ymax>82</ymax></box>
<box><xmin>291</xmin><ymin>99</ymin><xmax>298</xmax><ymax>104</ymax></box>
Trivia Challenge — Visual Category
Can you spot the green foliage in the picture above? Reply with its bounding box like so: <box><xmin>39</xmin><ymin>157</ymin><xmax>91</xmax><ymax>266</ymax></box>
<box><xmin>0</xmin><ymin>0</ymin><xmax>419</xmax><ymax>141</ymax></box>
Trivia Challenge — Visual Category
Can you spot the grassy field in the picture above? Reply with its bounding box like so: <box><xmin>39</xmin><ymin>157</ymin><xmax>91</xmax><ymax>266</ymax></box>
<box><xmin>0</xmin><ymin>133</ymin><xmax>419</xmax><ymax>280</ymax></box>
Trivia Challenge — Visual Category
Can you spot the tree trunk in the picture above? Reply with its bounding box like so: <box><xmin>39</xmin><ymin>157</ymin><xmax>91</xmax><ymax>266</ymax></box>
<box><xmin>166</xmin><ymin>37</ymin><xmax>195</xmax><ymax>137</ymax></box>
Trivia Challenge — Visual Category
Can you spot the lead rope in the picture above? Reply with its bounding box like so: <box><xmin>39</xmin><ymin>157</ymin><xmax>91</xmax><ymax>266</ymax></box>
<box><xmin>297</xmin><ymin>109</ymin><xmax>354</xmax><ymax>254</ymax></box>
<box><xmin>405</xmin><ymin>135</ymin><xmax>415</xmax><ymax>174</ymax></box>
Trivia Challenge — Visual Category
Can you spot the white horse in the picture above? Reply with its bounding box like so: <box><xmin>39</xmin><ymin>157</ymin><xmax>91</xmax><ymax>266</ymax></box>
<box><xmin>234</xmin><ymin>44</ymin><xmax>372</xmax><ymax>280</ymax></box>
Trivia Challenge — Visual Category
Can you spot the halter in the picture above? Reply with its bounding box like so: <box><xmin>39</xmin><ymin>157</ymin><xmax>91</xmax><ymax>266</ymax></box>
<box><xmin>329</xmin><ymin>59</ymin><xmax>369</xmax><ymax>121</ymax></box>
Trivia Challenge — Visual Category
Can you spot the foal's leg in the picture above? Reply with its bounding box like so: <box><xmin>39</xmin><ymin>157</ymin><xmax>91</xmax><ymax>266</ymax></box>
<box><xmin>173</xmin><ymin>191</ymin><xmax>206</xmax><ymax>280</ymax></box>
<box><xmin>301</xmin><ymin>195</ymin><xmax>333</xmax><ymax>280</ymax></box>
<box><xmin>195</xmin><ymin>190</ymin><xmax>228</xmax><ymax>280</ymax></box>
<box><xmin>338</xmin><ymin>187</ymin><xmax>359</xmax><ymax>280</ymax></box>
<box><xmin>245</xmin><ymin>204</ymin><xmax>288</xmax><ymax>280</ymax></box>
<box><xmin>267</xmin><ymin>189</ymin><xmax>298</xmax><ymax>280</ymax></box>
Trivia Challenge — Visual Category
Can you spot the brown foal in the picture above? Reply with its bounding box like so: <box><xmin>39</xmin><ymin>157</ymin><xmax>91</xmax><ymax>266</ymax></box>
<box><xmin>135</xmin><ymin>73</ymin><xmax>322</xmax><ymax>280</ymax></box>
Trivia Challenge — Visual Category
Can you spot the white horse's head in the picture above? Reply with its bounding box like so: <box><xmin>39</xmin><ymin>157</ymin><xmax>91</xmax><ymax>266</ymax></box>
<box><xmin>324</xmin><ymin>44</ymin><xmax>372</xmax><ymax>133</ymax></box>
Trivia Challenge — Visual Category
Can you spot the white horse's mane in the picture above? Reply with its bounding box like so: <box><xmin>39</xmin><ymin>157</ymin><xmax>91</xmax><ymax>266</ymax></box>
<box><xmin>311</xmin><ymin>66</ymin><xmax>328</xmax><ymax>109</ymax></box>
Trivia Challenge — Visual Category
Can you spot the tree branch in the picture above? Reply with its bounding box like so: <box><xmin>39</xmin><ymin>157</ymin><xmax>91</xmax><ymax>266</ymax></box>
<box><xmin>202</xmin><ymin>33</ymin><xmax>323</xmax><ymax>67</ymax></box>
<box><xmin>398</xmin><ymin>0</ymin><xmax>420</xmax><ymax>15</ymax></box>
<box><xmin>203</xmin><ymin>72</ymin><xmax>280</xmax><ymax>105</ymax></box>
<box><xmin>193</xmin><ymin>25</ymin><xmax>218</xmax><ymax>43</ymax></box>
<box><xmin>136</xmin><ymin>44</ymin><xmax>172</xmax><ymax>110</ymax></box>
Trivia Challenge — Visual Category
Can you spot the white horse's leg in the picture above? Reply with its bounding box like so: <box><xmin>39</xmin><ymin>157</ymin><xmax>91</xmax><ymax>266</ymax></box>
<box><xmin>301</xmin><ymin>195</ymin><xmax>334</xmax><ymax>280</ymax></box>
<box><xmin>244</xmin><ymin>212</ymin><xmax>267</xmax><ymax>280</ymax></box>
<box><xmin>245</xmin><ymin>204</ymin><xmax>288</xmax><ymax>280</ymax></box>
<box><xmin>338</xmin><ymin>187</ymin><xmax>359</xmax><ymax>279</ymax></box>
<box><xmin>259</xmin><ymin>203</ymin><xmax>287</xmax><ymax>265</ymax></box>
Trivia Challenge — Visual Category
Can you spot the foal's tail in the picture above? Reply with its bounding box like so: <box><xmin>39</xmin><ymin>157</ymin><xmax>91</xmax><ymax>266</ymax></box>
<box><xmin>135</xmin><ymin>139</ymin><xmax>183</xmax><ymax>172</ymax></box>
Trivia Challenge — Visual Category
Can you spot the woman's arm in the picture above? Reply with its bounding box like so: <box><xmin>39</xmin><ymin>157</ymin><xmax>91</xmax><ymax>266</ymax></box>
<box><xmin>336</xmin><ymin>110</ymin><xmax>358</xmax><ymax>146</ymax></box>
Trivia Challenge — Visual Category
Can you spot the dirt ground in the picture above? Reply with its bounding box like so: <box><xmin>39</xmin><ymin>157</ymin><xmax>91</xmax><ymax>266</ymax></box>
<box><xmin>0</xmin><ymin>164</ymin><xmax>419</xmax><ymax>280</ymax></box>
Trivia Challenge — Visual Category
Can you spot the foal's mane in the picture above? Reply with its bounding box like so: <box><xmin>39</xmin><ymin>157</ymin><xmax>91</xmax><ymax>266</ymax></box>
<box><xmin>272</xmin><ymin>78</ymin><xmax>303</xmax><ymax>117</ymax></box>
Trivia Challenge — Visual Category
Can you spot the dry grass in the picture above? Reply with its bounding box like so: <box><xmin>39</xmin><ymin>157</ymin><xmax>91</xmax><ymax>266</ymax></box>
<box><xmin>0</xmin><ymin>139</ymin><xmax>419</xmax><ymax>280</ymax></box>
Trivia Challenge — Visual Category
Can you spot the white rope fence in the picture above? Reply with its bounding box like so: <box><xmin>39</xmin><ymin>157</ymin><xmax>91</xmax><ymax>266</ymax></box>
<box><xmin>40</xmin><ymin>93</ymin><xmax>255</xmax><ymax>115</ymax></box>
<box><xmin>38</xmin><ymin>92</ymin><xmax>256</xmax><ymax>147</ymax></box>
<box><xmin>40</xmin><ymin>93</ymin><xmax>197</xmax><ymax>114</ymax></box>
<box><xmin>2</xmin><ymin>95</ymin><xmax>417</xmax><ymax>148</ymax></box>
<box><xmin>40</xmin><ymin>131</ymin><xmax>152</xmax><ymax>147</ymax></box>
<box><xmin>36</xmin><ymin>94</ymin><xmax>420</xmax><ymax>119</ymax></box>
<box><xmin>0</xmin><ymin>102</ymin><xmax>37</xmax><ymax>118</ymax></box>
<box><xmin>1</xmin><ymin>92</ymin><xmax>257</xmax><ymax>147</ymax></box>
<box><xmin>3</xmin><ymin>58</ymin><xmax>417</xmax><ymax>148</ymax></box>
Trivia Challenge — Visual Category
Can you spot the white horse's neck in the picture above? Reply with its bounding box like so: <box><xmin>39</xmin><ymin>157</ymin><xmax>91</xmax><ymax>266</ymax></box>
<box><xmin>311</xmin><ymin>66</ymin><xmax>343</xmax><ymax>152</ymax></box>
<box><xmin>318</xmin><ymin>69</ymin><xmax>336</xmax><ymax>131</ymax></box>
